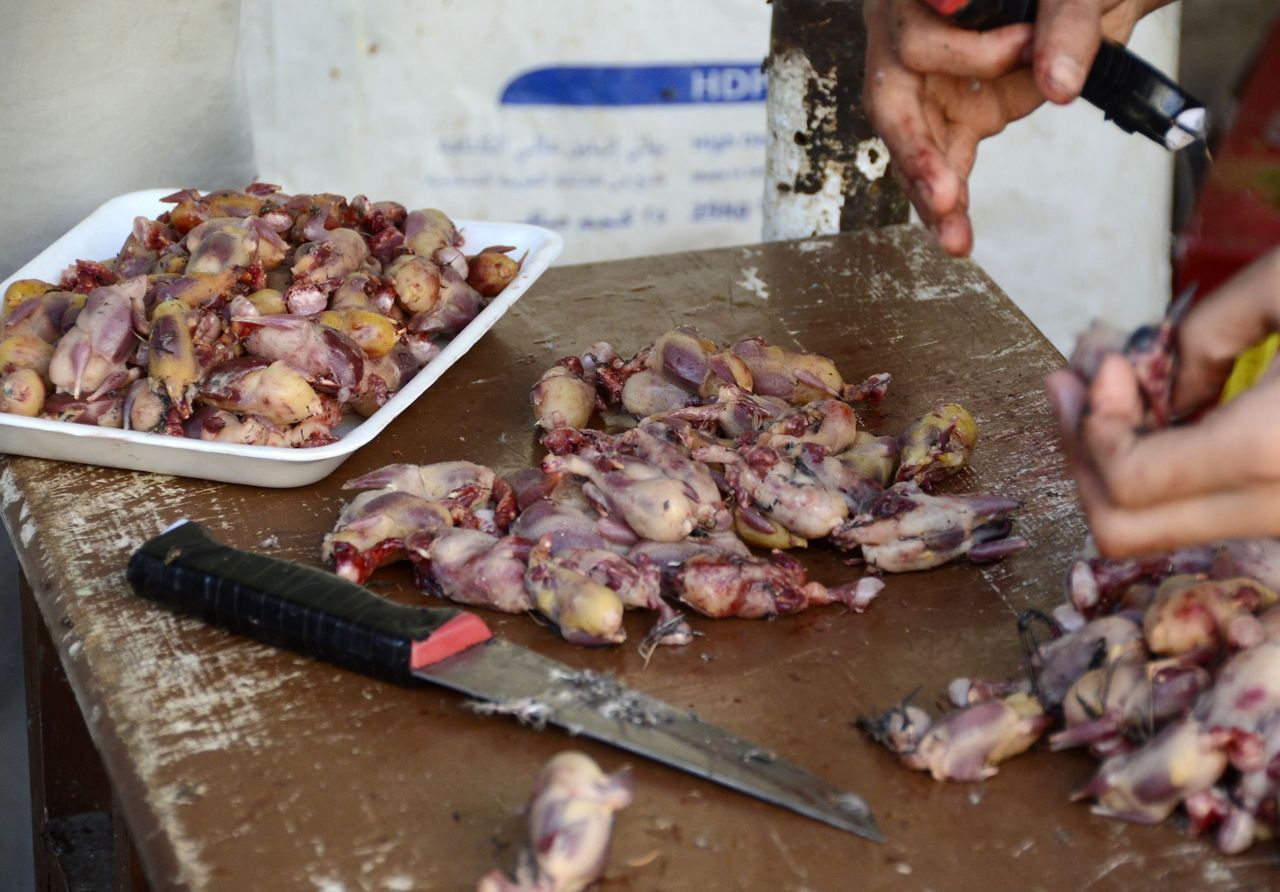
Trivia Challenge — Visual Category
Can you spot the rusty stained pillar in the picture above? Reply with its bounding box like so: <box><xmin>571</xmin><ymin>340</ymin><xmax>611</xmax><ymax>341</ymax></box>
<box><xmin>763</xmin><ymin>0</ymin><xmax>909</xmax><ymax>240</ymax></box>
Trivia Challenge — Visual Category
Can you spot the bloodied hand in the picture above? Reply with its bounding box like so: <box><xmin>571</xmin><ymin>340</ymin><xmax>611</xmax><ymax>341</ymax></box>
<box><xmin>861</xmin><ymin>0</ymin><xmax>1167</xmax><ymax>256</ymax></box>
<box><xmin>1047</xmin><ymin>249</ymin><xmax>1280</xmax><ymax>556</ymax></box>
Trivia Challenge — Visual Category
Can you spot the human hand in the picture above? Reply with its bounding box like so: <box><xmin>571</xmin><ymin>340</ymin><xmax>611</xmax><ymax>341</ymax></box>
<box><xmin>1046</xmin><ymin>248</ymin><xmax>1280</xmax><ymax>556</ymax></box>
<box><xmin>862</xmin><ymin>0</ymin><xmax>1161</xmax><ymax>256</ymax></box>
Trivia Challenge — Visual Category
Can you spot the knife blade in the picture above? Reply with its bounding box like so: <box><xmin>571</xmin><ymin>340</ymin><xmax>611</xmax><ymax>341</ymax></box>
<box><xmin>126</xmin><ymin>520</ymin><xmax>883</xmax><ymax>842</ymax></box>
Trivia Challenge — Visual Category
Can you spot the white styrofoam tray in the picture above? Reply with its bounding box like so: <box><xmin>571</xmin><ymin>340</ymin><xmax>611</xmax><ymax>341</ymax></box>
<box><xmin>0</xmin><ymin>189</ymin><xmax>562</xmax><ymax>487</ymax></box>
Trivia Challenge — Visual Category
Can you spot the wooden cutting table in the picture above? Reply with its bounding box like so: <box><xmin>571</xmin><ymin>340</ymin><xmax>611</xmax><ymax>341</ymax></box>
<box><xmin>7</xmin><ymin>226</ymin><xmax>1277</xmax><ymax>890</ymax></box>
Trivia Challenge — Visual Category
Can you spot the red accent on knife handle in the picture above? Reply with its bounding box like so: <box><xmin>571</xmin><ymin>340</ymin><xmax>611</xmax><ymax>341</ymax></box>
<box><xmin>923</xmin><ymin>0</ymin><xmax>1037</xmax><ymax>29</ymax></box>
<box><xmin>411</xmin><ymin>614</ymin><xmax>493</xmax><ymax>670</ymax></box>
<box><xmin>921</xmin><ymin>0</ymin><xmax>970</xmax><ymax>14</ymax></box>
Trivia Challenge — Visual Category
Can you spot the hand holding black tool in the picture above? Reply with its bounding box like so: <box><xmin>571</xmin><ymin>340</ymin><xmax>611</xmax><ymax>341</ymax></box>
<box><xmin>921</xmin><ymin>0</ymin><xmax>1206</xmax><ymax>150</ymax></box>
<box><xmin>860</xmin><ymin>0</ymin><xmax>1205</xmax><ymax>254</ymax></box>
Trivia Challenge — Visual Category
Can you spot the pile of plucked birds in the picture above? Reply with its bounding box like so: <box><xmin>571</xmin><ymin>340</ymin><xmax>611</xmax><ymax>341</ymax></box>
<box><xmin>325</xmin><ymin>327</ymin><xmax>1026</xmax><ymax>653</ymax></box>
<box><xmin>861</xmin><ymin>312</ymin><xmax>1280</xmax><ymax>854</ymax></box>
<box><xmin>1</xmin><ymin>185</ymin><xmax>518</xmax><ymax>445</ymax></box>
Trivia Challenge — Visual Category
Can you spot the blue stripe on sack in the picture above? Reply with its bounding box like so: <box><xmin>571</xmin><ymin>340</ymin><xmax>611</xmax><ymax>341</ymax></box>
<box><xmin>500</xmin><ymin>63</ymin><xmax>767</xmax><ymax>106</ymax></box>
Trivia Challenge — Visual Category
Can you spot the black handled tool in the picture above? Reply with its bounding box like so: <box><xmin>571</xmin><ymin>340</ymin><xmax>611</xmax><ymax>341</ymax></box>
<box><xmin>923</xmin><ymin>0</ymin><xmax>1206</xmax><ymax>150</ymax></box>
<box><xmin>127</xmin><ymin>521</ymin><xmax>883</xmax><ymax>842</ymax></box>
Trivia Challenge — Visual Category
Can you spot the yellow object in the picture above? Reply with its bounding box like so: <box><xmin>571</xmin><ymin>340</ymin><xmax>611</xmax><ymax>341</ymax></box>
<box><xmin>3</xmin><ymin>279</ymin><xmax>54</xmax><ymax>314</ymax></box>
<box><xmin>246</xmin><ymin>288</ymin><xmax>288</xmax><ymax>316</ymax></box>
<box><xmin>337</xmin><ymin>309</ymin><xmax>398</xmax><ymax>358</ymax></box>
<box><xmin>1220</xmin><ymin>334</ymin><xmax>1280</xmax><ymax>404</ymax></box>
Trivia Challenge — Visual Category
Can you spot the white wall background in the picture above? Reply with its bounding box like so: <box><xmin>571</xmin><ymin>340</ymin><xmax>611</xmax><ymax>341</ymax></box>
<box><xmin>240</xmin><ymin>0</ymin><xmax>1180</xmax><ymax>354</ymax></box>
<box><xmin>240</xmin><ymin>1</ymin><xmax>773</xmax><ymax>263</ymax></box>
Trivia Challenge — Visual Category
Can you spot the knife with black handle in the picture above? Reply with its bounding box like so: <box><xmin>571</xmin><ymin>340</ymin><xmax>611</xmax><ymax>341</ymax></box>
<box><xmin>128</xmin><ymin>520</ymin><xmax>883</xmax><ymax>842</ymax></box>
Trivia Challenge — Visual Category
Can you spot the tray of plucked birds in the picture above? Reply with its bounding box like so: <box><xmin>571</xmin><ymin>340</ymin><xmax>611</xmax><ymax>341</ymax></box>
<box><xmin>0</xmin><ymin>186</ymin><xmax>561</xmax><ymax>486</ymax></box>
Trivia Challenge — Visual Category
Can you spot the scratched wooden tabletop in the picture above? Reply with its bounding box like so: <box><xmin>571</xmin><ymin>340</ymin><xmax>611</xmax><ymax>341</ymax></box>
<box><xmin>5</xmin><ymin>226</ymin><xmax>1276</xmax><ymax>890</ymax></box>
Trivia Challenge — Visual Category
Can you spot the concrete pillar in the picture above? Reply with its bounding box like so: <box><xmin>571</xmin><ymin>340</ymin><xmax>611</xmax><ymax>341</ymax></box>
<box><xmin>763</xmin><ymin>0</ymin><xmax>909</xmax><ymax>240</ymax></box>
